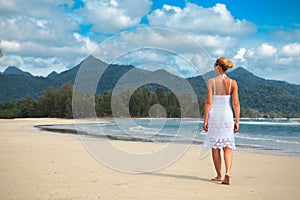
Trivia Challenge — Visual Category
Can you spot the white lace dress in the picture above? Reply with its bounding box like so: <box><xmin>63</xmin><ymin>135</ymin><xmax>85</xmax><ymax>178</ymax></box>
<box><xmin>204</xmin><ymin>77</ymin><xmax>236</xmax><ymax>149</ymax></box>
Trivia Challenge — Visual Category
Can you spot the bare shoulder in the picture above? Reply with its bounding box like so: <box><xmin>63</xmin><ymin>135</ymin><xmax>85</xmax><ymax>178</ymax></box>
<box><xmin>207</xmin><ymin>78</ymin><xmax>214</xmax><ymax>82</ymax></box>
<box><xmin>230</xmin><ymin>79</ymin><xmax>239</xmax><ymax>91</ymax></box>
<box><xmin>205</xmin><ymin>79</ymin><xmax>214</xmax><ymax>90</ymax></box>
<box><xmin>230</xmin><ymin>78</ymin><xmax>238</xmax><ymax>86</ymax></box>
<box><xmin>206</xmin><ymin>78</ymin><xmax>213</xmax><ymax>85</ymax></box>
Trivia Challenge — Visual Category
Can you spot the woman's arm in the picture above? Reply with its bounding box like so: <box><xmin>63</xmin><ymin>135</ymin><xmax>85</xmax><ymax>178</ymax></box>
<box><xmin>203</xmin><ymin>79</ymin><xmax>213</xmax><ymax>131</ymax></box>
<box><xmin>231</xmin><ymin>80</ymin><xmax>240</xmax><ymax>133</ymax></box>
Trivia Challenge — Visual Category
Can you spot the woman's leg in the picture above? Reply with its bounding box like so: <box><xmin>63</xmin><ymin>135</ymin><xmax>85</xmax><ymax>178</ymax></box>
<box><xmin>223</xmin><ymin>147</ymin><xmax>232</xmax><ymax>176</ymax></box>
<box><xmin>222</xmin><ymin>147</ymin><xmax>233</xmax><ymax>184</ymax></box>
<box><xmin>211</xmin><ymin>148</ymin><xmax>222</xmax><ymax>180</ymax></box>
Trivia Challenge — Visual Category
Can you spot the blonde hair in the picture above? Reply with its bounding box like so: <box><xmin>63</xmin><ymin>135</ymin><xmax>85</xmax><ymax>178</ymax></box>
<box><xmin>215</xmin><ymin>57</ymin><xmax>234</xmax><ymax>72</ymax></box>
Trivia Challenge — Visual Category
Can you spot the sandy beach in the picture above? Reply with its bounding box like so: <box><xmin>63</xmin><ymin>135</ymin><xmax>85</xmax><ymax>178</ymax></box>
<box><xmin>0</xmin><ymin>118</ymin><xmax>299</xmax><ymax>200</ymax></box>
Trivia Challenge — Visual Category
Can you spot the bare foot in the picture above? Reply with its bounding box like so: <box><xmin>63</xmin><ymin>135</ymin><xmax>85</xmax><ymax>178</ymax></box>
<box><xmin>211</xmin><ymin>176</ymin><xmax>223</xmax><ymax>182</ymax></box>
<box><xmin>222</xmin><ymin>175</ymin><xmax>230</xmax><ymax>185</ymax></box>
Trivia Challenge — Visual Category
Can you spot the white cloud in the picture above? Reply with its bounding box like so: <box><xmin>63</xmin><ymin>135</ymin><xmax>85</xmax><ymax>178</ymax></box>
<box><xmin>279</xmin><ymin>43</ymin><xmax>300</xmax><ymax>57</ymax></box>
<box><xmin>94</xmin><ymin>28</ymin><xmax>213</xmax><ymax>77</ymax></box>
<box><xmin>233</xmin><ymin>48</ymin><xmax>247</xmax><ymax>63</ymax></box>
<box><xmin>147</xmin><ymin>3</ymin><xmax>256</xmax><ymax>36</ymax></box>
<box><xmin>0</xmin><ymin>0</ymin><xmax>83</xmax><ymax>57</ymax></box>
<box><xmin>255</xmin><ymin>43</ymin><xmax>277</xmax><ymax>57</ymax></box>
<box><xmin>189</xmin><ymin>34</ymin><xmax>236</xmax><ymax>56</ymax></box>
<box><xmin>0</xmin><ymin>35</ymin><xmax>92</xmax><ymax>76</ymax></box>
<box><xmin>227</xmin><ymin>43</ymin><xmax>300</xmax><ymax>84</ymax></box>
<box><xmin>97</xmin><ymin>28</ymin><xmax>208</xmax><ymax>62</ymax></box>
<box><xmin>146</xmin><ymin>3</ymin><xmax>254</xmax><ymax>60</ymax></box>
<box><xmin>1</xmin><ymin>40</ymin><xmax>21</xmax><ymax>52</ymax></box>
<box><xmin>1</xmin><ymin>39</ymin><xmax>84</xmax><ymax>59</ymax></box>
<box><xmin>0</xmin><ymin>12</ymin><xmax>78</xmax><ymax>46</ymax></box>
<box><xmin>0</xmin><ymin>0</ymin><xmax>98</xmax><ymax>76</ymax></box>
<box><xmin>78</xmin><ymin>0</ymin><xmax>152</xmax><ymax>34</ymax></box>
<box><xmin>73</xmin><ymin>33</ymin><xmax>98</xmax><ymax>53</ymax></box>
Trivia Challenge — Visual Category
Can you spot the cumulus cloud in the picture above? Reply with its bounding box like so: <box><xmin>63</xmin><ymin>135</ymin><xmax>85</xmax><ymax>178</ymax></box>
<box><xmin>0</xmin><ymin>0</ymin><xmax>77</xmax><ymax>43</ymax></box>
<box><xmin>229</xmin><ymin>42</ymin><xmax>300</xmax><ymax>84</ymax></box>
<box><xmin>0</xmin><ymin>36</ymin><xmax>91</xmax><ymax>60</ymax></box>
<box><xmin>279</xmin><ymin>43</ymin><xmax>300</xmax><ymax>57</ymax></box>
<box><xmin>94</xmin><ymin>28</ymin><xmax>212</xmax><ymax>77</ymax></box>
<box><xmin>0</xmin><ymin>0</ymin><xmax>97</xmax><ymax>75</ymax></box>
<box><xmin>77</xmin><ymin>0</ymin><xmax>152</xmax><ymax>34</ymax></box>
<box><xmin>1</xmin><ymin>40</ymin><xmax>21</xmax><ymax>52</ymax></box>
<box><xmin>0</xmin><ymin>34</ymin><xmax>92</xmax><ymax>76</ymax></box>
<box><xmin>96</xmin><ymin>28</ymin><xmax>208</xmax><ymax>62</ymax></box>
<box><xmin>146</xmin><ymin>3</ymin><xmax>255</xmax><ymax>59</ymax></box>
<box><xmin>73</xmin><ymin>33</ymin><xmax>98</xmax><ymax>53</ymax></box>
<box><xmin>0</xmin><ymin>0</ymin><xmax>81</xmax><ymax>53</ymax></box>
<box><xmin>189</xmin><ymin>34</ymin><xmax>237</xmax><ymax>56</ymax></box>
<box><xmin>147</xmin><ymin>3</ymin><xmax>256</xmax><ymax>35</ymax></box>
<box><xmin>255</xmin><ymin>43</ymin><xmax>277</xmax><ymax>57</ymax></box>
<box><xmin>260</xmin><ymin>44</ymin><xmax>277</xmax><ymax>57</ymax></box>
<box><xmin>233</xmin><ymin>48</ymin><xmax>247</xmax><ymax>63</ymax></box>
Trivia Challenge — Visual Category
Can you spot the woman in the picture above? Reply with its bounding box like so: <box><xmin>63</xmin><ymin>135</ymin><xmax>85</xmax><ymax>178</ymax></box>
<box><xmin>203</xmin><ymin>57</ymin><xmax>240</xmax><ymax>185</ymax></box>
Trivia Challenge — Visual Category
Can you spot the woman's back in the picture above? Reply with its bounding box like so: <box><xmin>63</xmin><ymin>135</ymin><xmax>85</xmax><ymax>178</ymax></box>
<box><xmin>212</xmin><ymin>75</ymin><xmax>232</xmax><ymax>96</ymax></box>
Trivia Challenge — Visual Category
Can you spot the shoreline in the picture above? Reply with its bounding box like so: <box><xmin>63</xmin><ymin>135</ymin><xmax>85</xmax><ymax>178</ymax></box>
<box><xmin>34</xmin><ymin>118</ymin><xmax>300</xmax><ymax>157</ymax></box>
<box><xmin>37</xmin><ymin>125</ymin><xmax>300</xmax><ymax>157</ymax></box>
<box><xmin>1</xmin><ymin>118</ymin><xmax>300</xmax><ymax>199</ymax></box>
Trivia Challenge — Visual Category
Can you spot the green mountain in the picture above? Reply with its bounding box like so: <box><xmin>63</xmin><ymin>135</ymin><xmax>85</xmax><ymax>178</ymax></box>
<box><xmin>3</xmin><ymin>66</ymin><xmax>33</xmax><ymax>77</ymax></box>
<box><xmin>47</xmin><ymin>71</ymin><xmax>59</xmax><ymax>78</ymax></box>
<box><xmin>0</xmin><ymin>74</ymin><xmax>48</xmax><ymax>103</ymax></box>
<box><xmin>1</xmin><ymin>56</ymin><xmax>300</xmax><ymax>117</ymax></box>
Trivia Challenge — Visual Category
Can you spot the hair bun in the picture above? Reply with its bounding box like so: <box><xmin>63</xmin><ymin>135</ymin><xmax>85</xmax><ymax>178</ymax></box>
<box><xmin>216</xmin><ymin>57</ymin><xmax>234</xmax><ymax>71</ymax></box>
<box><xmin>226</xmin><ymin>60</ymin><xmax>234</xmax><ymax>69</ymax></box>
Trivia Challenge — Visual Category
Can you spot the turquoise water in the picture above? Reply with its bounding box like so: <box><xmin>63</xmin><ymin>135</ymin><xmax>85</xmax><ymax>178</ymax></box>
<box><xmin>37</xmin><ymin>118</ymin><xmax>300</xmax><ymax>156</ymax></box>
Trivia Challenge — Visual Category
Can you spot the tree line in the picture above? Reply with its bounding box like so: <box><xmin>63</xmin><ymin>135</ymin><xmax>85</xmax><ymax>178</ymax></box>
<box><xmin>0</xmin><ymin>83</ymin><xmax>73</xmax><ymax>118</ymax></box>
<box><xmin>0</xmin><ymin>83</ymin><xmax>204</xmax><ymax>119</ymax></box>
<box><xmin>0</xmin><ymin>82</ymin><xmax>297</xmax><ymax>119</ymax></box>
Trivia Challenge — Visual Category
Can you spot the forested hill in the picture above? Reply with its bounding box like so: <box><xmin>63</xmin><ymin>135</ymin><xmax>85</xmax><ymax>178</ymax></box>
<box><xmin>0</xmin><ymin>56</ymin><xmax>300</xmax><ymax>118</ymax></box>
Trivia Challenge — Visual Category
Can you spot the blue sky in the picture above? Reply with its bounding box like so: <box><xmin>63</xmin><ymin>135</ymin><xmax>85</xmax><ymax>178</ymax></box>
<box><xmin>0</xmin><ymin>0</ymin><xmax>300</xmax><ymax>84</ymax></box>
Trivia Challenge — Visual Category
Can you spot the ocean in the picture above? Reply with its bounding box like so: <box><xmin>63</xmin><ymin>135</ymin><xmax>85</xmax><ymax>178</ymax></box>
<box><xmin>36</xmin><ymin>118</ymin><xmax>300</xmax><ymax>156</ymax></box>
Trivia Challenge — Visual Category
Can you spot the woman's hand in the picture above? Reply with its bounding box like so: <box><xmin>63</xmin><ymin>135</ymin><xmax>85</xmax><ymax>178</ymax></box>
<box><xmin>203</xmin><ymin>121</ymin><xmax>208</xmax><ymax>132</ymax></box>
<box><xmin>234</xmin><ymin>122</ymin><xmax>239</xmax><ymax>133</ymax></box>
